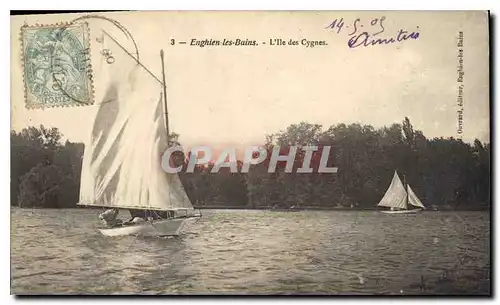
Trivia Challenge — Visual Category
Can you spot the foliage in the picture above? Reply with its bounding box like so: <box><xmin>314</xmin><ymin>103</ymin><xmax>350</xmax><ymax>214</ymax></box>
<box><xmin>11</xmin><ymin>126</ymin><xmax>84</xmax><ymax>208</ymax></box>
<box><xmin>10</xmin><ymin>118</ymin><xmax>490</xmax><ymax>210</ymax></box>
<box><xmin>245</xmin><ymin>118</ymin><xmax>490</xmax><ymax>209</ymax></box>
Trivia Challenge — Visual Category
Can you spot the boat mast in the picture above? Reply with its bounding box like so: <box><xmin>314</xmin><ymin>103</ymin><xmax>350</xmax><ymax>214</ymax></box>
<box><xmin>160</xmin><ymin>49</ymin><xmax>176</xmax><ymax>217</ymax></box>
<box><xmin>160</xmin><ymin>49</ymin><xmax>170</xmax><ymax>145</ymax></box>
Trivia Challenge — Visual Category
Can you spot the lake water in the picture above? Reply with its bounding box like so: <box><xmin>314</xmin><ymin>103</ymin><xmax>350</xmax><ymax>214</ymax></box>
<box><xmin>11</xmin><ymin>208</ymin><xmax>490</xmax><ymax>295</ymax></box>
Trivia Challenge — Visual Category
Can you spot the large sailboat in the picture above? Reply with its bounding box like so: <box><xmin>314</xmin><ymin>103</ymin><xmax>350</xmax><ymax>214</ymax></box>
<box><xmin>77</xmin><ymin>30</ymin><xmax>201</xmax><ymax>236</ymax></box>
<box><xmin>377</xmin><ymin>171</ymin><xmax>426</xmax><ymax>214</ymax></box>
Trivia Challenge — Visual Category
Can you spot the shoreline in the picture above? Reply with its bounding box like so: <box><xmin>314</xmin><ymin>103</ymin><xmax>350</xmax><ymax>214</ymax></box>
<box><xmin>11</xmin><ymin>206</ymin><xmax>490</xmax><ymax>212</ymax></box>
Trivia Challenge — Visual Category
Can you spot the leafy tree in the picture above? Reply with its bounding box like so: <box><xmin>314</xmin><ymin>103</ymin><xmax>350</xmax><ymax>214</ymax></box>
<box><xmin>17</xmin><ymin>163</ymin><xmax>64</xmax><ymax>208</ymax></box>
<box><xmin>10</xmin><ymin>118</ymin><xmax>490</xmax><ymax>210</ymax></box>
<box><xmin>11</xmin><ymin>126</ymin><xmax>84</xmax><ymax>208</ymax></box>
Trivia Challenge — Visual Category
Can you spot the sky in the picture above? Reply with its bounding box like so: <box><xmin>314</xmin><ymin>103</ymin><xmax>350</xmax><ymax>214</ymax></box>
<box><xmin>11</xmin><ymin>11</ymin><xmax>490</xmax><ymax>150</ymax></box>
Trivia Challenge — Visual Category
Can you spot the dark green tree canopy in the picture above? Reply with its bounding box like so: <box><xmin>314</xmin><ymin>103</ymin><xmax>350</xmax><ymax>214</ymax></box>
<box><xmin>11</xmin><ymin>118</ymin><xmax>490</xmax><ymax>210</ymax></box>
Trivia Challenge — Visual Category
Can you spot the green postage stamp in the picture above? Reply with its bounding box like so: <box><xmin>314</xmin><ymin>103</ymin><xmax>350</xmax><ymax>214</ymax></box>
<box><xmin>21</xmin><ymin>22</ymin><xmax>94</xmax><ymax>108</ymax></box>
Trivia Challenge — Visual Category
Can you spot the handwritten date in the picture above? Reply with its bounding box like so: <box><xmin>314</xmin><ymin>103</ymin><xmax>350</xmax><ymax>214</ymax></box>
<box><xmin>325</xmin><ymin>16</ymin><xmax>420</xmax><ymax>48</ymax></box>
<box><xmin>325</xmin><ymin>17</ymin><xmax>386</xmax><ymax>36</ymax></box>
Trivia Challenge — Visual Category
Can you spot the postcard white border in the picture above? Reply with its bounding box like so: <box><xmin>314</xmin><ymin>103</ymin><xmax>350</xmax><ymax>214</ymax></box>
<box><xmin>4</xmin><ymin>0</ymin><xmax>497</xmax><ymax>304</ymax></box>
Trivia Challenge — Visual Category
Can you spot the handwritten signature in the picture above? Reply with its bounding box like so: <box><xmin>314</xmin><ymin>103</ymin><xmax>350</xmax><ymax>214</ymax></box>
<box><xmin>325</xmin><ymin>17</ymin><xmax>420</xmax><ymax>48</ymax></box>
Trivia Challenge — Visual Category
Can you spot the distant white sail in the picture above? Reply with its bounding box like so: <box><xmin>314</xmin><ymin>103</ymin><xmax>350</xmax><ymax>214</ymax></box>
<box><xmin>407</xmin><ymin>185</ymin><xmax>425</xmax><ymax>209</ymax></box>
<box><xmin>377</xmin><ymin>171</ymin><xmax>408</xmax><ymax>209</ymax></box>
<box><xmin>78</xmin><ymin>32</ymin><xmax>193</xmax><ymax>211</ymax></box>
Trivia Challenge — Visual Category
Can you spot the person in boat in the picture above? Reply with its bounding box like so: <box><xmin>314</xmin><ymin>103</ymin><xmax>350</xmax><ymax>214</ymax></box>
<box><xmin>130</xmin><ymin>216</ymin><xmax>146</xmax><ymax>225</ymax></box>
<box><xmin>99</xmin><ymin>208</ymin><xmax>122</xmax><ymax>227</ymax></box>
<box><xmin>127</xmin><ymin>209</ymin><xmax>173</xmax><ymax>223</ymax></box>
<box><xmin>123</xmin><ymin>209</ymin><xmax>146</xmax><ymax>225</ymax></box>
<box><xmin>153</xmin><ymin>210</ymin><xmax>173</xmax><ymax>219</ymax></box>
<box><xmin>128</xmin><ymin>209</ymin><xmax>147</xmax><ymax>221</ymax></box>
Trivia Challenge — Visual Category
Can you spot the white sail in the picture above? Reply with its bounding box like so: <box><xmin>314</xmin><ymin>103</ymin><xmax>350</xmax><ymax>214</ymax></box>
<box><xmin>78</xmin><ymin>32</ymin><xmax>193</xmax><ymax>211</ymax></box>
<box><xmin>407</xmin><ymin>185</ymin><xmax>425</xmax><ymax>209</ymax></box>
<box><xmin>377</xmin><ymin>171</ymin><xmax>408</xmax><ymax>209</ymax></box>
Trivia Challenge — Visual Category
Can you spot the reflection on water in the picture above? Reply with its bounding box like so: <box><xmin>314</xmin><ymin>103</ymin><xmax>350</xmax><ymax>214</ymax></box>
<box><xmin>11</xmin><ymin>208</ymin><xmax>490</xmax><ymax>295</ymax></box>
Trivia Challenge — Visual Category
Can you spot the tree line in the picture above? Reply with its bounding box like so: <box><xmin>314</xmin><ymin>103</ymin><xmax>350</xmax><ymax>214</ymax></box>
<box><xmin>11</xmin><ymin>117</ymin><xmax>490</xmax><ymax>210</ymax></box>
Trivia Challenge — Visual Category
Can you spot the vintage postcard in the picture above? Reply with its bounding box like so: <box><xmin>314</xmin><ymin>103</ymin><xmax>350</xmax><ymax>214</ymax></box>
<box><xmin>10</xmin><ymin>11</ymin><xmax>490</xmax><ymax>295</ymax></box>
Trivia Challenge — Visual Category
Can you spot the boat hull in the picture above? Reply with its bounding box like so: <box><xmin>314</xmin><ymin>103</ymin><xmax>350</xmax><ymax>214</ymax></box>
<box><xmin>380</xmin><ymin>209</ymin><xmax>422</xmax><ymax>214</ymax></box>
<box><xmin>99</xmin><ymin>216</ymin><xmax>199</xmax><ymax>237</ymax></box>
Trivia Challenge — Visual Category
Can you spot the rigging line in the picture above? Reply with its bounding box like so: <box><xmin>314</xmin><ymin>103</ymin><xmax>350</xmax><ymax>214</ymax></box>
<box><xmin>102</xmin><ymin>30</ymin><xmax>163</xmax><ymax>86</ymax></box>
<box><xmin>62</xmin><ymin>15</ymin><xmax>139</xmax><ymax>60</ymax></box>
<box><xmin>153</xmin><ymin>210</ymin><xmax>163</xmax><ymax>220</ymax></box>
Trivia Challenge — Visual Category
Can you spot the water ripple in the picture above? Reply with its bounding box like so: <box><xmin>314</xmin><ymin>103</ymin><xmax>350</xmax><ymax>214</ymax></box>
<box><xmin>11</xmin><ymin>208</ymin><xmax>490</xmax><ymax>295</ymax></box>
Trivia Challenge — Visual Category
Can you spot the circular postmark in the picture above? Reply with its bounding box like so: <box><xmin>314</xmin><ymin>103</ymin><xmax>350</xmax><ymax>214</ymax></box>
<box><xmin>54</xmin><ymin>15</ymin><xmax>140</xmax><ymax>105</ymax></box>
